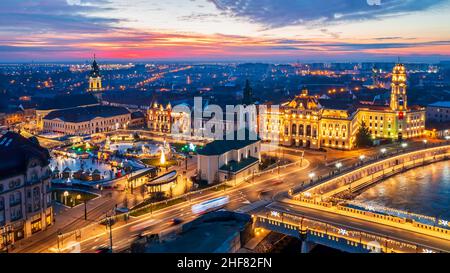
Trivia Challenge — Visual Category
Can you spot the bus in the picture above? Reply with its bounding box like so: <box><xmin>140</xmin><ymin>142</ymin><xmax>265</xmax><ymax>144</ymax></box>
<box><xmin>191</xmin><ymin>196</ymin><xmax>230</xmax><ymax>214</ymax></box>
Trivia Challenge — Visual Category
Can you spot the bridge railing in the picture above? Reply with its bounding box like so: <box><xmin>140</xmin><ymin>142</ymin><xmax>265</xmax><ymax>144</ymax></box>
<box><xmin>254</xmin><ymin>214</ymin><xmax>440</xmax><ymax>253</ymax></box>
<box><xmin>291</xmin><ymin>195</ymin><xmax>450</xmax><ymax>239</ymax></box>
<box><xmin>291</xmin><ymin>141</ymin><xmax>450</xmax><ymax>196</ymax></box>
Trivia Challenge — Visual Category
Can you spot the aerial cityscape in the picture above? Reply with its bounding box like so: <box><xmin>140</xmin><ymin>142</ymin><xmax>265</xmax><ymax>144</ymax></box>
<box><xmin>1</xmin><ymin>0</ymin><xmax>450</xmax><ymax>263</ymax></box>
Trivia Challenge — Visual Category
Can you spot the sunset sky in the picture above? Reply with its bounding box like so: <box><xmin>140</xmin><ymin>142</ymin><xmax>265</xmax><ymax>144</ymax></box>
<box><xmin>1</xmin><ymin>0</ymin><xmax>450</xmax><ymax>62</ymax></box>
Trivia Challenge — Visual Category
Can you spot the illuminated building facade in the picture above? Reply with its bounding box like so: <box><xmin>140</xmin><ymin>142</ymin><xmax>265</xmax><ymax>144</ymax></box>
<box><xmin>357</xmin><ymin>63</ymin><xmax>425</xmax><ymax>140</ymax></box>
<box><xmin>43</xmin><ymin>105</ymin><xmax>131</xmax><ymax>135</ymax></box>
<box><xmin>147</xmin><ymin>102</ymin><xmax>173</xmax><ymax>133</ymax></box>
<box><xmin>260</xmin><ymin>89</ymin><xmax>357</xmax><ymax>149</ymax></box>
<box><xmin>259</xmin><ymin>64</ymin><xmax>425</xmax><ymax>150</ymax></box>
<box><xmin>147</xmin><ymin>102</ymin><xmax>190</xmax><ymax>134</ymax></box>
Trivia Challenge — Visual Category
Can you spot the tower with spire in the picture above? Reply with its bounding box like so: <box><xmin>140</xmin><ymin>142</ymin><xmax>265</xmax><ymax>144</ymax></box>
<box><xmin>88</xmin><ymin>54</ymin><xmax>103</xmax><ymax>92</ymax></box>
<box><xmin>389</xmin><ymin>63</ymin><xmax>407</xmax><ymax>111</ymax></box>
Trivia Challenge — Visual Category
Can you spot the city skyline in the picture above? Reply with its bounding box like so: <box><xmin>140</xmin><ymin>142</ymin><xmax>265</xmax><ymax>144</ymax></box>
<box><xmin>1</xmin><ymin>0</ymin><xmax>450</xmax><ymax>62</ymax></box>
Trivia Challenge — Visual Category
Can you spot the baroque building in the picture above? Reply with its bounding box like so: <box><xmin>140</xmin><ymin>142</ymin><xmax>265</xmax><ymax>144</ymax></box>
<box><xmin>260</xmin><ymin>88</ymin><xmax>358</xmax><ymax>149</ymax></box>
<box><xmin>147</xmin><ymin>102</ymin><xmax>190</xmax><ymax>135</ymax></box>
<box><xmin>259</xmin><ymin>63</ymin><xmax>426</xmax><ymax>150</ymax></box>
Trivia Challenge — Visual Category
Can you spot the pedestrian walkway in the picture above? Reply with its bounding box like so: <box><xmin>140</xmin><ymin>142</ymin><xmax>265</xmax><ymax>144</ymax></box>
<box><xmin>10</xmin><ymin>189</ymin><xmax>129</xmax><ymax>253</ymax></box>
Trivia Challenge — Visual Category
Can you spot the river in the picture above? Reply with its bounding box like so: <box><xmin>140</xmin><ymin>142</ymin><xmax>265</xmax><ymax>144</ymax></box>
<box><xmin>354</xmin><ymin>160</ymin><xmax>450</xmax><ymax>219</ymax></box>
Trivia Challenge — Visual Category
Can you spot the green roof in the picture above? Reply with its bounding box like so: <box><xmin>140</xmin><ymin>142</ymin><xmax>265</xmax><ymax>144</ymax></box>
<box><xmin>197</xmin><ymin>130</ymin><xmax>260</xmax><ymax>156</ymax></box>
<box><xmin>219</xmin><ymin>156</ymin><xmax>259</xmax><ymax>173</ymax></box>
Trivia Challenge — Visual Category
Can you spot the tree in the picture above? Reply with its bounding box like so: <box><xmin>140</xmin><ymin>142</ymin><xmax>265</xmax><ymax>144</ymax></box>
<box><xmin>355</xmin><ymin>122</ymin><xmax>372</xmax><ymax>148</ymax></box>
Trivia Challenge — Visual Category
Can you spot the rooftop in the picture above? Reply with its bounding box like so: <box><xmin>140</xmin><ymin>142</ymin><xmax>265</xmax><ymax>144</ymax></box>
<box><xmin>198</xmin><ymin>130</ymin><xmax>260</xmax><ymax>156</ymax></box>
<box><xmin>428</xmin><ymin>101</ymin><xmax>450</xmax><ymax>108</ymax></box>
<box><xmin>36</xmin><ymin>93</ymin><xmax>99</xmax><ymax>111</ymax></box>
<box><xmin>145</xmin><ymin>211</ymin><xmax>251</xmax><ymax>253</ymax></box>
<box><xmin>219</xmin><ymin>157</ymin><xmax>259</xmax><ymax>173</ymax></box>
<box><xmin>44</xmin><ymin>105</ymin><xmax>130</xmax><ymax>123</ymax></box>
<box><xmin>0</xmin><ymin>132</ymin><xmax>50</xmax><ymax>179</ymax></box>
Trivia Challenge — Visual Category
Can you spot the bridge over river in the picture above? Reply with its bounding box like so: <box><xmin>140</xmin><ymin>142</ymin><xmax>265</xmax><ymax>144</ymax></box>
<box><xmin>248</xmin><ymin>144</ymin><xmax>450</xmax><ymax>253</ymax></box>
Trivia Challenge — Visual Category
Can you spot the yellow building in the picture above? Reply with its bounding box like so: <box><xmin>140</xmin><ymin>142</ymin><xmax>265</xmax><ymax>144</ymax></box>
<box><xmin>259</xmin><ymin>63</ymin><xmax>425</xmax><ymax>150</ymax></box>
<box><xmin>357</xmin><ymin>63</ymin><xmax>425</xmax><ymax>141</ymax></box>
<box><xmin>147</xmin><ymin>102</ymin><xmax>173</xmax><ymax>133</ymax></box>
<box><xmin>260</xmin><ymin>89</ymin><xmax>358</xmax><ymax>149</ymax></box>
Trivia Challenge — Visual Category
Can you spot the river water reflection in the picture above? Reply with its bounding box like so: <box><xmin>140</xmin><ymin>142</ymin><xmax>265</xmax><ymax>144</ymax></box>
<box><xmin>354</xmin><ymin>160</ymin><xmax>450</xmax><ymax>219</ymax></box>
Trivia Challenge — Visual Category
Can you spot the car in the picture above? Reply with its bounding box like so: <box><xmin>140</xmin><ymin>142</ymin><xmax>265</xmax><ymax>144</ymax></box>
<box><xmin>272</xmin><ymin>180</ymin><xmax>283</xmax><ymax>185</ymax></box>
<box><xmin>170</xmin><ymin>218</ymin><xmax>183</xmax><ymax>225</ymax></box>
<box><xmin>94</xmin><ymin>247</ymin><xmax>111</xmax><ymax>253</ymax></box>
<box><xmin>115</xmin><ymin>207</ymin><xmax>129</xmax><ymax>214</ymax></box>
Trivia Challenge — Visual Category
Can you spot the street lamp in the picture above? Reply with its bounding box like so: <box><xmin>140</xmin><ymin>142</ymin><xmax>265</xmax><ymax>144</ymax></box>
<box><xmin>63</xmin><ymin>191</ymin><xmax>69</xmax><ymax>205</ymax></box>
<box><xmin>335</xmin><ymin>162</ymin><xmax>343</xmax><ymax>173</ymax></box>
<box><xmin>77</xmin><ymin>194</ymin><xmax>87</xmax><ymax>220</ymax></box>
<box><xmin>359</xmin><ymin>155</ymin><xmax>365</xmax><ymax>165</ymax></box>
<box><xmin>308</xmin><ymin>172</ymin><xmax>316</xmax><ymax>183</ymax></box>
<box><xmin>423</xmin><ymin>139</ymin><xmax>428</xmax><ymax>147</ymax></box>
<box><xmin>401</xmin><ymin>142</ymin><xmax>408</xmax><ymax>152</ymax></box>
<box><xmin>380</xmin><ymin>148</ymin><xmax>387</xmax><ymax>157</ymax></box>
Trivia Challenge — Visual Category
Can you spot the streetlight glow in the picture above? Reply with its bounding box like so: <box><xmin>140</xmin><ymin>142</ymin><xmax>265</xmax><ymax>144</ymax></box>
<box><xmin>380</xmin><ymin>148</ymin><xmax>387</xmax><ymax>154</ymax></box>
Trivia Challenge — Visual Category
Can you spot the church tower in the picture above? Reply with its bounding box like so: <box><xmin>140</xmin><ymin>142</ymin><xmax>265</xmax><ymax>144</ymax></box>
<box><xmin>390</xmin><ymin>63</ymin><xmax>407</xmax><ymax>111</ymax></box>
<box><xmin>88</xmin><ymin>55</ymin><xmax>103</xmax><ymax>92</ymax></box>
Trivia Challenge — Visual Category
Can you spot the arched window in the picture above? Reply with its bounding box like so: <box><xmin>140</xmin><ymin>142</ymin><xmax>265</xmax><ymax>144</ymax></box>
<box><xmin>306</xmin><ymin>125</ymin><xmax>311</xmax><ymax>137</ymax></box>
<box><xmin>299</xmin><ymin>124</ymin><xmax>304</xmax><ymax>136</ymax></box>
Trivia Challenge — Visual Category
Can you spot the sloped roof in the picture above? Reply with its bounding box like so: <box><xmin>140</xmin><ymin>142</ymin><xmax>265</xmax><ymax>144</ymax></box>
<box><xmin>198</xmin><ymin>129</ymin><xmax>260</xmax><ymax>156</ymax></box>
<box><xmin>44</xmin><ymin>105</ymin><xmax>130</xmax><ymax>123</ymax></box>
<box><xmin>37</xmin><ymin>93</ymin><xmax>99</xmax><ymax>110</ymax></box>
<box><xmin>0</xmin><ymin>132</ymin><xmax>50</xmax><ymax>179</ymax></box>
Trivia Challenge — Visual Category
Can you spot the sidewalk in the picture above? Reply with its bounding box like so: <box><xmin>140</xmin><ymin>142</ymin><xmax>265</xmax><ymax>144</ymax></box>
<box><xmin>10</xmin><ymin>189</ymin><xmax>135</xmax><ymax>253</ymax></box>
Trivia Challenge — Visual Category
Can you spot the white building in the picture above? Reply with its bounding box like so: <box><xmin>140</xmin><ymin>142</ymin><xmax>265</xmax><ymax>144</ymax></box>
<box><xmin>197</xmin><ymin>131</ymin><xmax>261</xmax><ymax>185</ymax></box>
<box><xmin>43</xmin><ymin>105</ymin><xmax>131</xmax><ymax>135</ymax></box>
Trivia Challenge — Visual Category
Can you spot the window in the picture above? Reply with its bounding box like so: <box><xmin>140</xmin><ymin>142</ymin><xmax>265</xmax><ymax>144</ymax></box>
<box><xmin>9</xmin><ymin>191</ymin><xmax>21</xmax><ymax>206</ymax></box>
